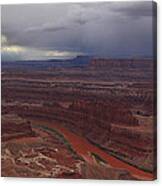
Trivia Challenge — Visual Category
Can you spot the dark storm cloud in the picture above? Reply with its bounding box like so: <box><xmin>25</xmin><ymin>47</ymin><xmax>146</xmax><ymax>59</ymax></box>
<box><xmin>73</xmin><ymin>12</ymin><xmax>100</xmax><ymax>26</ymax></box>
<box><xmin>26</xmin><ymin>25</ymin><xmax>67</xmax><ymax>32</ymax></box>
<box><xmin>44</xmin><ymin>26</ymin><xmax>67</xmax><ymax>32</ymax></box>
<box><xmin>109</xmin><ymin>1</ymin><xmax>153</xmax><ymax>19</ymax></box>
<box><xmin>1</xmin><ymin>1</ymin><xmax>154</xmax><ymax>61</ymax></box>
<box><xmin>74</xmin><ymin>18</ymin><xmax>88</xmax><ymax>25</ymax></box>
<box><xmin>110</xmin><ymin>2</ymin><xmax>152</xmax><ymax>17</ymax></box>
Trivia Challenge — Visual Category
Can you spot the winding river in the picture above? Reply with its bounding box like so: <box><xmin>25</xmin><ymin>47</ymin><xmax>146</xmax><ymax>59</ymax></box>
<box><xmin>33</xmin><ymin>120</ymin><xmax>154</xmax><ymax>180</ymax></box>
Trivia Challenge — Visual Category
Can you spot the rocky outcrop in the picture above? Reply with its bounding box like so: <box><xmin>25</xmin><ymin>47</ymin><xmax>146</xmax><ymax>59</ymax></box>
<box><xmin>2</xmin><ymin>120</ymin><xmax>36</xmax><ymax>141</ymax></box>
<box><xmin>89</xmin><ymin>58</ymin><xmax>153</xmax><ymax>69</ymax></box>
<box><xmin>70</xmin><ymin>100</ymin><xmax>139</xmax><ymax>126</ymax></box>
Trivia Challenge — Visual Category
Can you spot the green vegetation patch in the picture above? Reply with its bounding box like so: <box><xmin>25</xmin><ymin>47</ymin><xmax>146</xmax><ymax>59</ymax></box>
<box><xmin>91</xmin><ymin>152</ymin><xmax>107</xmax><ymax>165</ymax></box>
<box><xmin>33</xmin><ymin>124</ymin><xmax>84</xmax><ymax>161</ymax></box>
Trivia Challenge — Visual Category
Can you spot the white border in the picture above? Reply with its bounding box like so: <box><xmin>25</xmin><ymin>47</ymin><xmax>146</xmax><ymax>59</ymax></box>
<box><xmin>0</xmin><ymin>0</ymin><xmax>161</xmax><ymax>185</ymax></box>
<box><xmin>0</xmin><ymin>0</ymin><xmax>157</xmax><ymax>4</ymax></box>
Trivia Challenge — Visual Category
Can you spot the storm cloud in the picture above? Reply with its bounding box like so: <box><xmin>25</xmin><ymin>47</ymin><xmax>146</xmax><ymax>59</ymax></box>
<box><xmin>1</xmin><ymin>1</ymin><xmax>155</xmax><ymax>61</ymax></box>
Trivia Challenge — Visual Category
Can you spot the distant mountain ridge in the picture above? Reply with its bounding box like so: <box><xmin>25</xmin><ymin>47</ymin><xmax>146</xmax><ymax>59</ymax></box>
<box><xmin>2</xmin><ymin>56</ymin><xmax>154</xmax><ymax>71</ymax></box>
<box><xmin>2</xmin><ymin>55</ymin><xmax>92</xmax><ymax>71</ymax></box>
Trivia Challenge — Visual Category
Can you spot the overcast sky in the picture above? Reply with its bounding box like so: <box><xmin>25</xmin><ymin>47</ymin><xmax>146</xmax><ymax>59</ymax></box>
<box><xmin>1</xmin><ymin>1</ymin><xmax>155</xmax><ymax>61</ymax></box>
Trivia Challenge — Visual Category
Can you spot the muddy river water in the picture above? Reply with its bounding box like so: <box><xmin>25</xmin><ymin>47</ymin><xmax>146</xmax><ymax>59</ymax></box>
<box><xmin>33</xmin><ymin>120</ymin><xmax>154</xmax><ymax>180</ymax></box>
